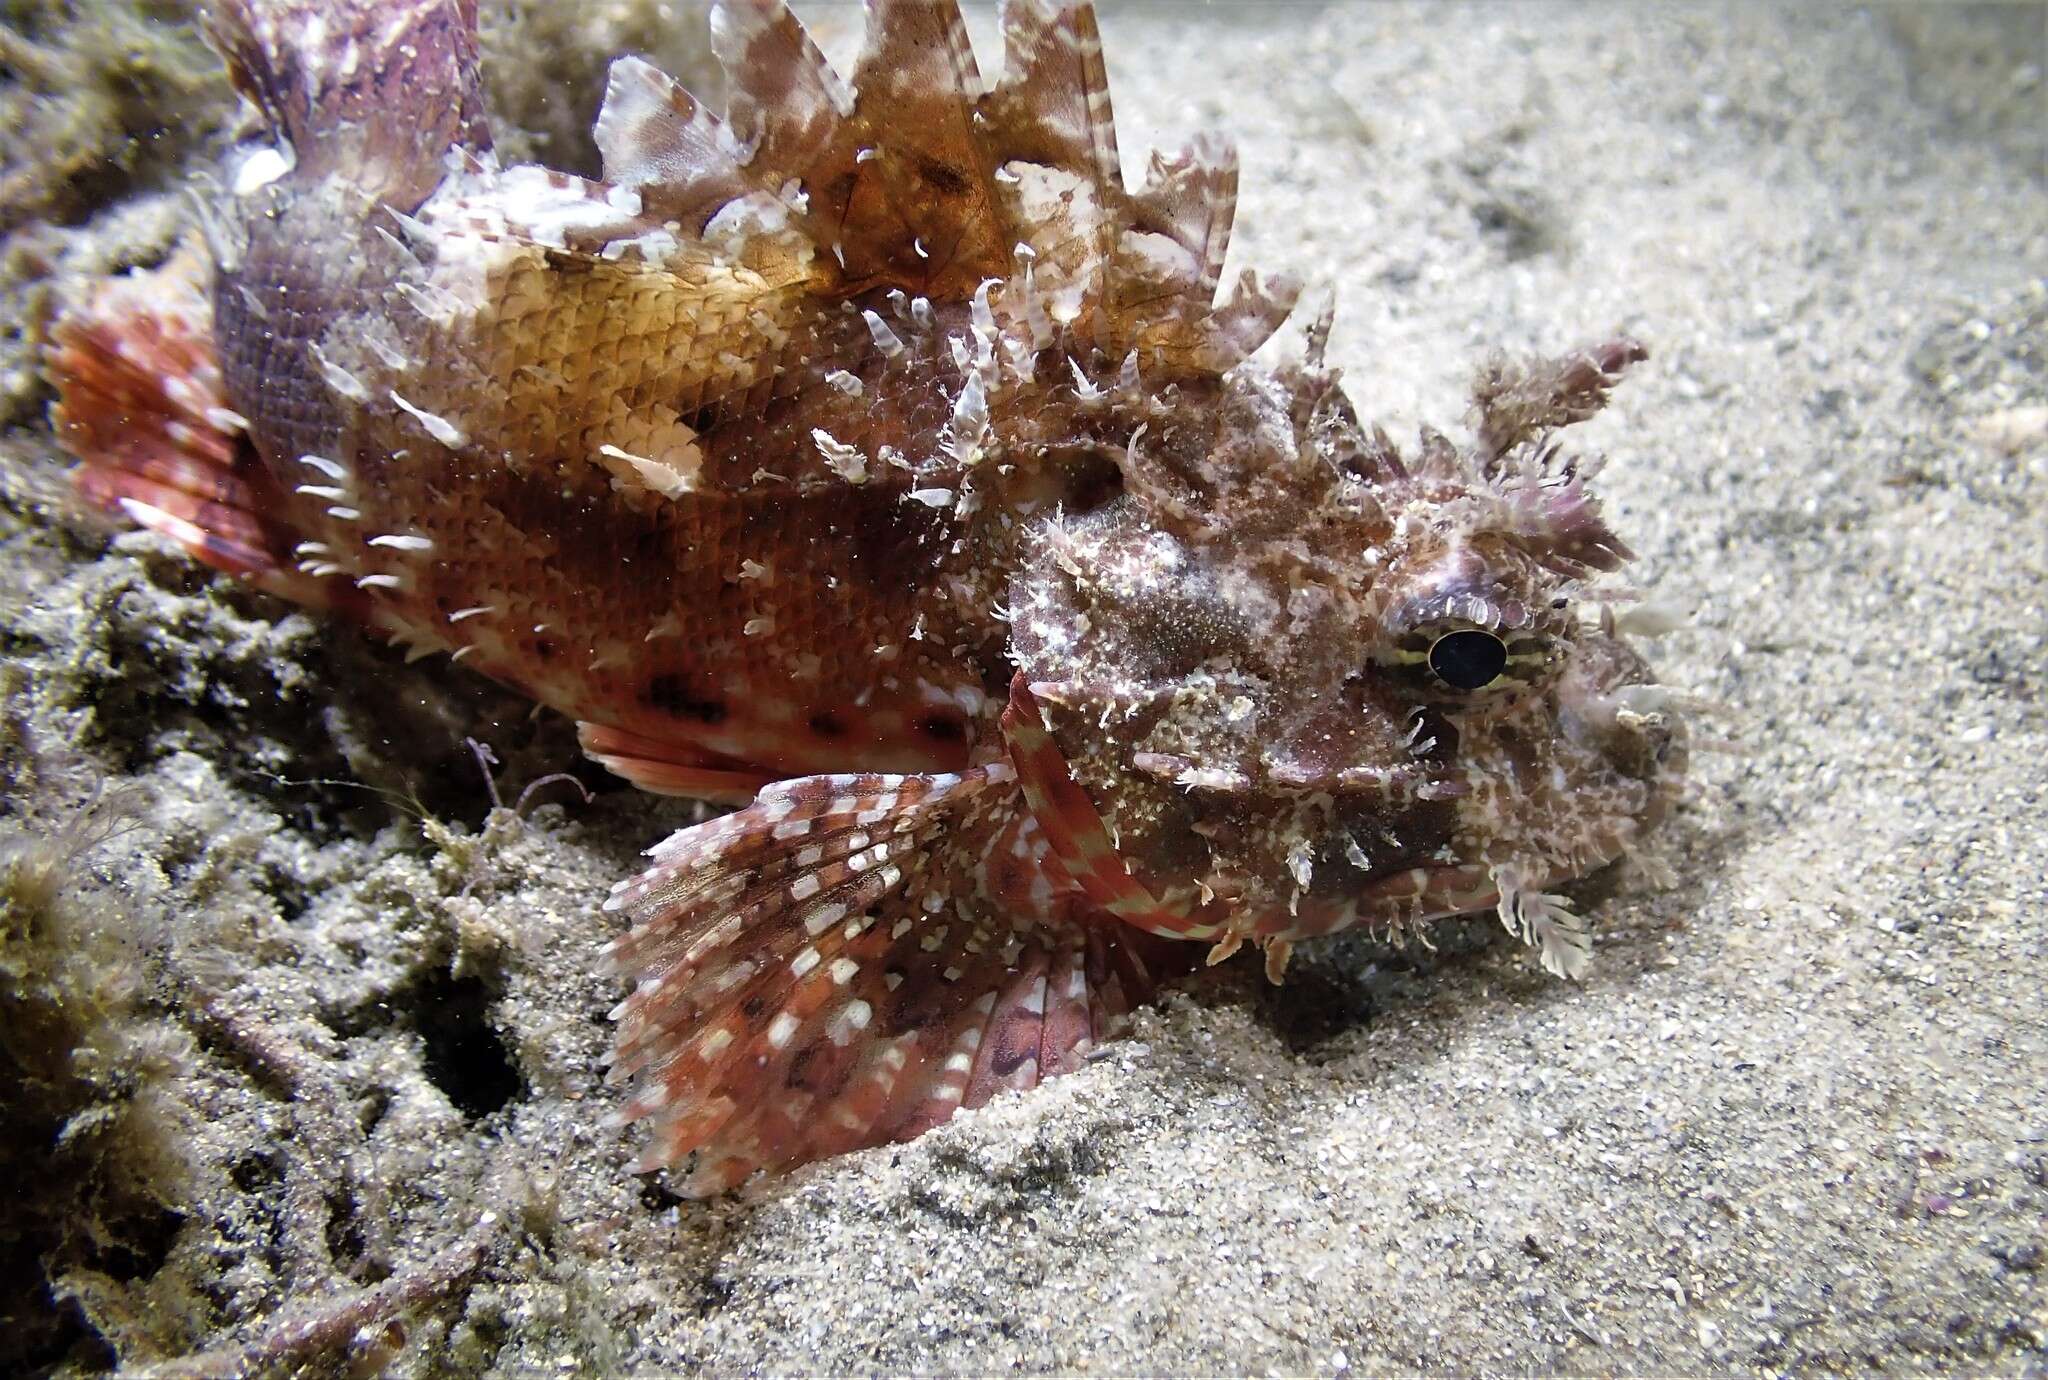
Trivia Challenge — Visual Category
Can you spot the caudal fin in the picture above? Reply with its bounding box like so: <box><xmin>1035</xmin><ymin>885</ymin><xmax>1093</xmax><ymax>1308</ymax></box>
<box><xmin>48</xmin><ymin>250</ymin><xmax>293</xmax><ymax>585</ymax></box>
<box><xmin>601</xmin><ymin>763</ymin><xmax>1173</xmax><ymax>1193</ymax></box>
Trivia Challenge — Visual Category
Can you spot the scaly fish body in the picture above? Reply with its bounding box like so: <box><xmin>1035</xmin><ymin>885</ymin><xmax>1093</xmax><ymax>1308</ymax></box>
<box><xmin>50</xmin><ymin>0</ymin><xmax>1687</xmax><ymax>1191</ymax></box>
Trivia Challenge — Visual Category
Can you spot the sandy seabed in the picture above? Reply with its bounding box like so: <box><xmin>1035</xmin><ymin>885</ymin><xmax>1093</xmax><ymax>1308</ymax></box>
<box><xmin>0</xmin><ymin>2</ymin><xmax>2042</xmax><ymax>1374</ymax></box>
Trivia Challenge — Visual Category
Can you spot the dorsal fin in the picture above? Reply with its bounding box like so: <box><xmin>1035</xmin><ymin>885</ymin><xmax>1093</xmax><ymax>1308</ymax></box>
<box><xmin>977</xmin><ymin>0</ymin><xmax>1124</xmax><ymax>302</ymax></box>
<box><xmin>1129</xmin><ymin>133</ymin><xmax>1240</xmax><ymax>304</ymax></box>
<box><xmin>593</xmin><ymin>55</ymin><xmax>755</xmax><ymax>227</ymax></box>
<box><xmin>1206</xmin><ymin>269</ymin><xmax>1304</xmax><ymax>371</ymax></box>
<box><xmin>203</xmin><ymin>0</ymin><xmax>492</xmax><ymax>209</ymax></box>
<box><xmin>711</xmin><ymin>0</ymin><xmax>851</xmax><ymax>188</ymax></box>
<box><xmin>607</xmin><ymin>0</ymin><xmax>1013</xmax><ymax>297</ymax></box>
<box><xmin>979</xmin><ymin>0</ymin><xmax>1122</xmax><ymax>197</ymax></box>
<box><xmin>577</xmin><ymin>0</ymin><xmax>1290</xmax><ymax>366</ymax></box>
<box><xmin>821</xmin><ymin>0</ymin><xmax>1009</xmax><ymax>295</ymax></box>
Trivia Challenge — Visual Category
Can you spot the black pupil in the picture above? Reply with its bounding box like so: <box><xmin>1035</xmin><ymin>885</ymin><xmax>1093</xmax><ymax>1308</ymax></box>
<box><xmin>1428</xmin><ymin>630</ymin><xmax>1507</xmax><ymax>690</ymax></box>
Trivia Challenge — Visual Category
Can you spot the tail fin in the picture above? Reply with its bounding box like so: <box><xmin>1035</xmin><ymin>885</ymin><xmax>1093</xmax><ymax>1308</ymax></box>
<box><xmin>48</xmin><ymin>248</ymin><xmax>329</xmax><ymax>605</ymax></box>
<box><xmin>601</xmin><ymin>763</ymin><xmax>1174</xmax><ymax>1193</ymax></box>
<box><xmin>204</xmin><ymin>0</ymin><xmax>493</xmax><ymax>206</ymax></box>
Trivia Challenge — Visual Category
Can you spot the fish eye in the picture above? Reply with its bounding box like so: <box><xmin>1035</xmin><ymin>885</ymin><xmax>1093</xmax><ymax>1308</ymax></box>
<box><xmin>1428</xmin><ymin>629</ymin><xmax>1508</xmax><ymax>690</ymax></box>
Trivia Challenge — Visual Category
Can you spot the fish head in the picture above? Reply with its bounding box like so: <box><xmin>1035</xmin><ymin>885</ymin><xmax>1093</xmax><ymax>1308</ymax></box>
<box><xmin>1005</xmin><ymin>342</ymin><xmax>1686</xmax><ymax>961</ymax></box>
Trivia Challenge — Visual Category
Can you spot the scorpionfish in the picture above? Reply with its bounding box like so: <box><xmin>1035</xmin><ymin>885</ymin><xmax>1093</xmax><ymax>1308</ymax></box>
<box><xmin>48</xmin><ymin>0</ymin><xmax>1688</xmax><ymax>1192</ymax></box>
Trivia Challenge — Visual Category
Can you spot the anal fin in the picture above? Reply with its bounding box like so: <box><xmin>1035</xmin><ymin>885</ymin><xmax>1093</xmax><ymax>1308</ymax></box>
<box><xmin>577</xmin><ymin>721</ymin><xmax>774</xmax><ymax>805</ymax></box>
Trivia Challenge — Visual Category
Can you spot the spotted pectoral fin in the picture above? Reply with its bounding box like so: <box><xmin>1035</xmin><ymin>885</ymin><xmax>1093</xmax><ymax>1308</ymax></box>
<box><xmin>601</xmin><ymin>763</ymin><xmax>1167</xmax><ymax>1193</ymax></box>
<box><xmin>1000</xmin><ymin>675</ymin><xmax>1234</xmax><ymax>943</ymax></box>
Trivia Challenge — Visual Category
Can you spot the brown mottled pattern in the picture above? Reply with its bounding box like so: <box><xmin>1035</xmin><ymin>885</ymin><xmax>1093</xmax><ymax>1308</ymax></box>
<box><xmin>48</xmin><ymin>0</ymin><xmax>1687</xmax><ymax>1189</ymax></box>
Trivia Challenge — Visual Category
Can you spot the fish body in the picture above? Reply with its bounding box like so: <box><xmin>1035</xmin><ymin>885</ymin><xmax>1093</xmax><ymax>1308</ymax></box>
<box><xmin>50</xmin><ymin>0</ymin><xmax>1687</xmax><ymax>1191</ymax></box>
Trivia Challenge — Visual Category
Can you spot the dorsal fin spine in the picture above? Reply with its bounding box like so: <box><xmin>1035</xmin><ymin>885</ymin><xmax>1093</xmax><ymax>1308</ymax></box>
<box><xmin>203</xmin><ymin>0</ymin><xmax>492</xmax><ymax>210</ymax></box>
<box><xmin>583</xmin><ymin>0</ymin><xmax>1281</xmax><ymax>363</ymax></box>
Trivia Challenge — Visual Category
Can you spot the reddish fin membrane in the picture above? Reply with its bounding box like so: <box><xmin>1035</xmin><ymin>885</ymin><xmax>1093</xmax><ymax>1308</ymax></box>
<box><xmin>601</xmin><ymin>763</ymin><xmax>1168</xmax><ymax>1192</ymax></box>
<box><xmin>577</xmin><ymin>721</ymin><xmax>774</xmax><ymax>804</ymax></box>
<box><xmin>49</xmin><ymin>249</ymin><xmax>288</xmax><ymax>582</ymax></box>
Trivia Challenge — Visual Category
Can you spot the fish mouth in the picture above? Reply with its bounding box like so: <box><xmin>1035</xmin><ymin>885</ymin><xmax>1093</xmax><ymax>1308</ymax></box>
<box><xmin>1255</xmin><ymin>862</ymin><xmax>1503</xmax><ymax>943</ymax></box>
